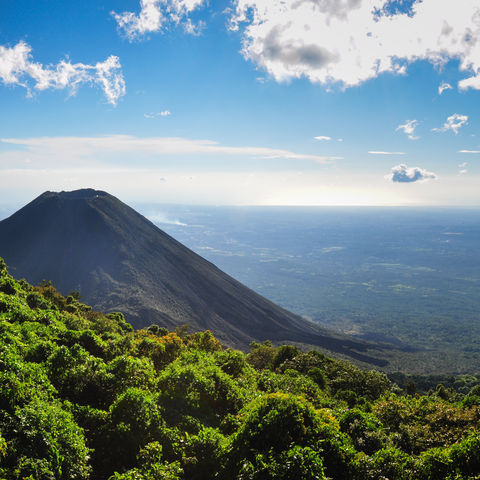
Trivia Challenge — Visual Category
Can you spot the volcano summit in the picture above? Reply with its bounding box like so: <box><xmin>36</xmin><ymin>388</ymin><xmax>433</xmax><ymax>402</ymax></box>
<box><xmin>0</xmin><ymin>189</ymin><xmax>386</xmax><ymax>364</ymax></box>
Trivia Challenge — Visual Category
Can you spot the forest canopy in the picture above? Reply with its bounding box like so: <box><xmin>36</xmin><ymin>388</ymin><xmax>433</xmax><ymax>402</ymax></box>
<box><xmin>1</xmin><ymin>257</ymin><xmax>480</xmax><ymax>479</ymax></box>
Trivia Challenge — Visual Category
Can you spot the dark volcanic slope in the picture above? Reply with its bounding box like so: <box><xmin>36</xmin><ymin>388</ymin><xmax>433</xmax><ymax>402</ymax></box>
<box><xmin>0</xmin><ymin>189</ymin><xmax>388</xmax><ymax>364</ymax></box>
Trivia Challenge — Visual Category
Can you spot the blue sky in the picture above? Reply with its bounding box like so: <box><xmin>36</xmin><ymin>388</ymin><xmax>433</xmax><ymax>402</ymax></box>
<box><xmin>1</xmin><ymin>0</ymin><xmax>480</xmax><ymax>206</ymax></box>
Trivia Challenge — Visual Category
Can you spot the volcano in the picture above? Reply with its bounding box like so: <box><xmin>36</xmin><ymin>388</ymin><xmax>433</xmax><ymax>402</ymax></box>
<box><xmin>0</xmin><ymin>189</ymin><xmax>387</xmax><ymax>364</ymax></box>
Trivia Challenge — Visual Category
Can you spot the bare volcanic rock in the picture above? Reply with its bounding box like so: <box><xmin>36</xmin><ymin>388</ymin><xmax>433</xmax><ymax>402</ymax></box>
<box><xmin>0</xmin><ymin>189</ymin><xmax>387</xmax><ymax>364</ymax></box>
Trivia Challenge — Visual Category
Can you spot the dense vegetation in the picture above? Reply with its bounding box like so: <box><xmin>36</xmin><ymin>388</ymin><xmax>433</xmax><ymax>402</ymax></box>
<box><xmin>1</xmin><ymin>258</ymin><xmax>480</xmax><ymax>479</ymax></box>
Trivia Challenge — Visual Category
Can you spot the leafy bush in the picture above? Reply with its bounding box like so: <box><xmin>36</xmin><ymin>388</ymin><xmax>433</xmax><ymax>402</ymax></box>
<box><xmin>236</xmin><ymin>445</ymin><xmax>326</xmax><ymax>480</ymax></box>
<box><xmin>3</xmin><ymin>398</ymin><xmax>91</xmax><ymax>480</ymax></box>
<box><xmin>226</xmin><ymin>393</ymin><xmax>354</xmax><ymax>479</ymax></box>
<box><xmin>339</xmin><ymin>408</ymin><xmax>386</xmax><ymax>454</ymax></box>
<box><xmin>157</xmin><ymin>351</ymin><xmax>246</xmax><ymax>427</ymax></box>
<box><xmin>357</xmin><ymin>446</ymin><xmax>414</xmax><ymax>480</ymax></box>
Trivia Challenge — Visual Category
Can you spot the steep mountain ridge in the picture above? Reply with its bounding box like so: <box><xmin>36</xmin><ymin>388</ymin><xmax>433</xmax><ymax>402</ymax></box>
<box><xmin>0</xmin><ymin>189</ymin><xmax>388</xmax><ymax>364</ymax></box>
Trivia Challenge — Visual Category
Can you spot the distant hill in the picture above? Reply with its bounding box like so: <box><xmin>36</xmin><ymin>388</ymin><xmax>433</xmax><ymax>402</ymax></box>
<box><xmin>0</xmin><ymin>189</ymin><xmax>389</xmax><ymax>364</ymax></box>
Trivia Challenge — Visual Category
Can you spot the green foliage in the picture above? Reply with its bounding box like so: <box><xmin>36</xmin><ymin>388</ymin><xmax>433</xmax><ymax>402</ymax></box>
<box><xmin>0</xmin><ymin>346</ymin><xmax>56</xmax><ymax>412</ymax></box>
<box><xmin>46</xmin><ymin>343</ymin><xmax>111</xmax><ymax>407</ymax></box>
<box><xmin>257</xmin><ymin>368</ymin><xmax>327</xmax><ymax>408</ymax></box>
<box><xmin>272</xmin><ymin>344</ymin><xmax>300</xmax><ymax>370</ymax></box>
<box><xmin>4</xmin><ymin>398</ymin><xmax>91</xmax><ymax>480</ymax></box>
<box><xmin>109</xmin><ymin>441</ymin><xmax>184</xmax><ymax>480</ymax></box>
<box><xmin>308</xmin><ymin>366</ymin><xmax>328</xmax><ymax>389</ymax></box>
<box><xmin>134</xmin><ymin>330</ymin><xmax>185</xmax><ymax>370</ymax></box>
<box><xmin>1</xmin><ymin>258</ymin><xmax>480</xmax><ymax>480</ymax></box>
<box><xmin>247</xmin><ymin>340</ymin><xmax>276</xmax><ymax>370</ymax></box>
<box><xmin>26</xmin><ymin>291</ymin><xmax>51</xmax><ymax>310</ymax></box>
<box><xmin>0</xmin><ymin>276</ymin><xmax>17</xmax><ymax>295</ymax></box>
<box><xmin>107</xmin><ymin>354</ymin><xmax>157</xmax><ymax>394</ymax></box>
<box><xmin>180</xmin><ymin>426</ymin><xmax>225</xmax><ymax>479</ymax></box>
<box><xmin>339</xmin><ymin>408</ymin><xmax>386</xmax><ymax>455</ymax></box>
<box><xmin>106</xmin><ymin>312</ymin><xmax>134</xmax><ymax>333</ymax></box>
<box><xmin>236</xmin><ymin>445</ymin><xmax>326</xmax><ymax>480</ymax></box>
<box><xmin>157</xmin><ymin>351</ymin><xmax>247</xmax><ymax>428</ymax></box>
<box><xmin>226</xmin><ymin>393</ymin><xmax>354</xmax><ymax>479</ymax></box>
<box><xmin>214</xmin><ymin>349</ymin><xmax>251</xmax><ymax>378</ymax></box>
<box><xmin>282</xmin><ymin>350</ymin><xmax>391</xmax><ymax>403</ymax></box>
<box><xmin>186</xmin><ymin>330</ymin><xmax>222</xmax><ymax>353</ymax></box>
<box><xmin>357</xmin><ymin>446</ymin><xmax>415</xmax><ymax>480</ymax></box>
<box><xmin>108</xmin><ymin>387</ymin><xmax>164</xmax><ymax>470</ymax></box>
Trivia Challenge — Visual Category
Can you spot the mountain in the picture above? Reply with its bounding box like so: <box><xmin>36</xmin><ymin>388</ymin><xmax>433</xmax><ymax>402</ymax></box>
<box><xmin>0</xmin><ymin>189</ymin><xmax>389</xmax><ymax>364</ymax></box>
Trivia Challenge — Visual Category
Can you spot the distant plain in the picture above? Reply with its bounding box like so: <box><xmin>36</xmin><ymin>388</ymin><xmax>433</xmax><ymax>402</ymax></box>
<box><xmin>134</xmin><ymin>205</ymin><xmax>480</xmax><ymax>374</ymax></box>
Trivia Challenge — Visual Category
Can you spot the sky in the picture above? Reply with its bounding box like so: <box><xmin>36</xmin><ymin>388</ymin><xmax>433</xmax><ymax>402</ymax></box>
<box><xmin>1</xmin><ymin>0</ymin><xmax>480</xmax><ymax>206</ymax></box>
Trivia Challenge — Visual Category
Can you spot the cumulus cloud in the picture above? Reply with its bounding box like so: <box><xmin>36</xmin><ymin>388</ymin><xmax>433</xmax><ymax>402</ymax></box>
<box><xmin>459</xmin><ymin>169</ymin><xmax>468</xmax><ymax>175</ymax></box>
<box><xmin>369</xmin><ymin>151</ymin><xmax>405</xmax><ymax>155</ymax></box>
<box><xmin>396</xmin><ymin>119</ymin><xmax>419</xmax><ymax>140</ymax></box>
<box><xmin>112</xmin><ymin>0</ymin><xmax>207</xmax><ymax>41</ymax></box>
<box><xmin>438</xmin><ymin>81</ymin><xmax>453</xmax><ymax>95</ymax></box>
<box><xmin>459</xmin><ymin>73</ymin><xmax>480</xmax><ymax>91</ymax></box>
<box><xmin>459</xmin><ymin>162</ymin><xmax>468</xmax><ymax>168</ymax></box>
<box><xmin>432</xmin><ymin>113</ymin><xmax>468</xmax><ymax>134</ymax></box>
<box><xmin>0</xmin><ymin>41</ymin><xmax>125</xmax><ymax>105</ymax></box>
<box><xmin>314</xmin><ymin>136</ymin><xmax>331</xmax><ymax>141</ymax></box>
<box><xmin>229</xmin><ymin>1</ymin><xmax>480</xmax><ymax>89</ymax></box>
<box><xmin>386</xmin><ymin>163</ymin><xmax>437</xmax><ymax>183</ymax></box>
<box><xmin>144</xmin><ymin>110</ymin><xmax>171</xmax><ymax>118</ymax></box>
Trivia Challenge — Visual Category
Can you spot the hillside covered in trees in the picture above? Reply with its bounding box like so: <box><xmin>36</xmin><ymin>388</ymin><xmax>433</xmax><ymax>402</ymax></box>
<box><xmin>1</xmin><ymin>259</ymin><xmax>480</xmax><ymax>479</ymax></box>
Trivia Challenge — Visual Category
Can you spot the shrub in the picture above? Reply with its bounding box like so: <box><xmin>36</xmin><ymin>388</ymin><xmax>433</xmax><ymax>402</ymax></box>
<box><xmin>215</xmin><ymin>349</ymin><xmax>250</xmax><ymax>378</ymax></box>
<box><xmin>157</xmin><ymin>352</ymin><xmax>245</xmax><ymax>427</ymax></box>
<box><xmin>226</xmin><ymin>393</ymin><xmax>354</xmax><ymax>479</ymax></box>
<box><xmin>357</xmin><ymin>446</ymin><xmax>414</xmax><ymax>480</ymax></box>
<box><xmin>236</xmin><ymin>445</ymin><xmax>326</xmax><ymax>480</ymax></box>
<box><xmin>339</xmin><ymin>408</ymin><xmax>386</xmax><ymax>454</ymax></box>
<box><xmin>108</xmin><ymin>388</ymin><xmax>164</xmax><ymax>472</ymax></box>
<box><xmin>135</xmin><ymin>330</ymin><xmax>185</xmax><ymax>370</ymax></box>
<box><xmin>4</xmin><ymin>398</ymin><xmax>91</xmax><ymax>480</ymax></box>
<box><xmin>0</xmin><ymin>276</ymin><xmax>17</xmax><ymax>295</ymax></box>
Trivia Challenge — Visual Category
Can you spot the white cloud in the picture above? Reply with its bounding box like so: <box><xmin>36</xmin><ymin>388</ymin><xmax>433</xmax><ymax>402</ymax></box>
<box><xmin>386</xmin><ymin>164</ymin><xmax>437</xmax><ymax>183</ymax></box>
<box><xmin>438</xmin><ymin>82</ymin><xmax>453</xmax><ymax>95</ymax></box>
<box><xmin>314</xmin><ymin>136</ymin><xmax>331</xmax><ymax>141</ymax></box>
<box><xmin>183</xmin><ymin>18</ymin><xmax>206</xmax><ymax>36</ymax></box>
<box><xmin>432</xmin><ymin>113</ymin><xmax>468</xmax><ymax>134</ymax></box>
<box><xmin>369</xmin><ymin>151</ymin><xmax>405</xmax><ymax>155</ymax></box>
<box><xmin>396</xmin><ymin>119</ymin><xmax>419</xmax><ymax>140</ymax></box>
<box><xmin>457</xmin><ymin>162</ymin><xmax>468</xmax><ymax>174</ymax></box>
<box><xmin>459</xmin><ymin>149</ymin><xmax>480</xmax><ymax>153</ymax></box>
<box><xmin>0</xmin><ymin>41</ymin><xmax>125</xmax><ymax>105</ymax></box>
<box><xmin>459</xmin><ymin>75</ymin><xmax>480</xmax><ymax>91</ymax></box>
<box><xmin>144</xmin><ymin>110</ymin><xmax>171</xmax><ymax>118</ymax></box>
<box><xmin>230</xmin><ymin>1</ymin><xmax>480</xmax><ymax>89</ymax></box>
<box><xmin>0</xmin><ymin>135</ymin><xmax>339</xmax><ymax>164</ymax></box>
<box><xmin>112</xmin><ymin>0</ymin><xmax>207</xmax><ymax>41</ymax></box>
